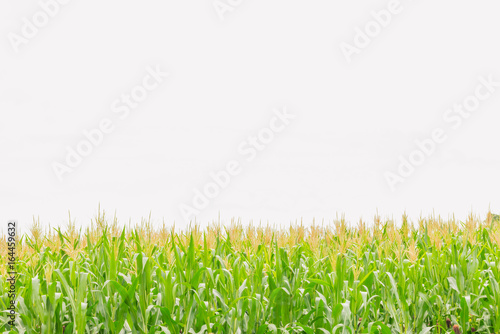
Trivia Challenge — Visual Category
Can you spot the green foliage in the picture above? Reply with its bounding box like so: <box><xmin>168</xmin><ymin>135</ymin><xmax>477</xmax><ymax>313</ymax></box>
<box><xmin>1</xmin><ymin>214</ymin><xmax>500</xmax><ymax>333</ymax></box>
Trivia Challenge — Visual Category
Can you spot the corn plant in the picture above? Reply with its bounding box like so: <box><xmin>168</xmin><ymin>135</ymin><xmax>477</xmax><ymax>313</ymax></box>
<box><xmin>1</xmin><ymin>211</ymin><xmax>500</xmax><ymax>333</ymax></box>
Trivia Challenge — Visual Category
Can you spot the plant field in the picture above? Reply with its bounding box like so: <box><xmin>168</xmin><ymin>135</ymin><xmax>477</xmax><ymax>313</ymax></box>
<box><xmin>2</xmin><ymin>212</ymin><xmax>500</xmax><ymax>333</ymax></box>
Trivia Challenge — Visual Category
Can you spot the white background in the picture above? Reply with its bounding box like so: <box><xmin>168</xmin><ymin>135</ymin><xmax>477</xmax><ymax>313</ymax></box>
<box><xmin>1</xmin><ymin>0</ymin><xmax>499</xmax><ymax>234</ymax></box>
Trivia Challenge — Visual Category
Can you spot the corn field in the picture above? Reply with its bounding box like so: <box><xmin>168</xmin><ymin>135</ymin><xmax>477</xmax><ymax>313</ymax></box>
<box><xmin>1</xmin><ymin>211</ymin><xmax>500</xmax><ymax>334</ymax></box>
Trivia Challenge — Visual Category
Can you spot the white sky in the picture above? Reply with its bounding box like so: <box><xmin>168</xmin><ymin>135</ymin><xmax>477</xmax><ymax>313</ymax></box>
<box><xmin>1</xmin><ymin>0</ymin><xmax>499</xmax><ymax>235</ymax></box>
